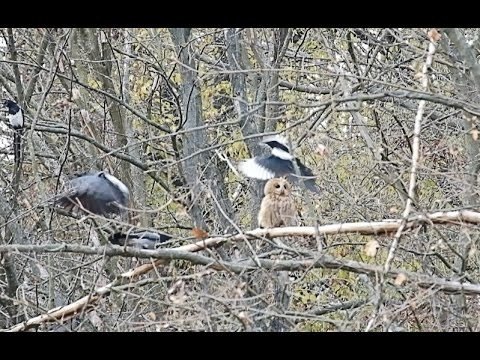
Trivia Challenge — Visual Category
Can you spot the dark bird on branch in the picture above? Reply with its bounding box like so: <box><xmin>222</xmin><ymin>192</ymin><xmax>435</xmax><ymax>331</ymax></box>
<box><xmin>54</xmin><ymin>171</ymin><xmax>130</xmax><ymax>218</ymax></box>
<box><xmin>238</xmin><ymin>135</ymin><xmax>320</xmax><ymax>193</ymax></box>
<box><xmin>108</xmin><ymin>230</ymin><xmax>172</xmax><ymax>249</ymax></box>
<box><xmin>2</xmin><ymin>99</ymin><xmax>24</xmax><ymax>167</ymax></box>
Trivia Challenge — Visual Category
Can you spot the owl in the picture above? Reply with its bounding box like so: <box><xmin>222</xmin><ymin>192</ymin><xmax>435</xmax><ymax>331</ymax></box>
<box><xmin>258</xmin><ymin>177</ymin><xmax>297</xmax><ymax>228</ymax></box>
<box><xmin>257</xmin><ymin>177</ymin><xmax>297</xmax><ymax>318</ymax></box>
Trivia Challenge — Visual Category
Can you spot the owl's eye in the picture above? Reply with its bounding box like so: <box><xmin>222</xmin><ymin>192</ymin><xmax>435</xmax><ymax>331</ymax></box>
<box><xmin>275</xmin><ymin>184</ymin><xmax>280</xmax><ymax>188</ymax></box>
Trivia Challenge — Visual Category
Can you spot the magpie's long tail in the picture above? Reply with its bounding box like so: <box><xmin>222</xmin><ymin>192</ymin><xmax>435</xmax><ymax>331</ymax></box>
<box><xmin>304</xmin><ymin>178</ymin><xmax>321</xmax><ymax>194</ymax></box>
<box><xmin>13</xmin><ymin>128</ymin><xmax>22</xmax><ymax>167</ymax></box>
<box><xmin>287</xmin><ymin>174</ymin><xmax>321</xmax><ymax>194</ymax></box>
<box><xmin>292</xmin><ymin>158</ymin><xmax>321</xmax><ymax>194</ymax></box>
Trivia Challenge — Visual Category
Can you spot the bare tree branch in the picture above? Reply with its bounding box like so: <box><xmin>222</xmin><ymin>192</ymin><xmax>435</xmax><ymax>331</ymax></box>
<box><xmin>6</xmin><ymin>208</ymin><xmax>480</xmax><ymax>331</ymax></box>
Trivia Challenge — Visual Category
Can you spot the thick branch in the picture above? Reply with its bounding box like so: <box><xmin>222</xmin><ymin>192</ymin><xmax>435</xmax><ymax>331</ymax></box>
<box><xmin>443</xmin><ymin>28</ymin><xmax>480</xmax><ymax>91</ymax></box>
<box><xmin>3</xmin><ymin>209</ymin><xmax>480</xmax><ymax>258</ymax></box>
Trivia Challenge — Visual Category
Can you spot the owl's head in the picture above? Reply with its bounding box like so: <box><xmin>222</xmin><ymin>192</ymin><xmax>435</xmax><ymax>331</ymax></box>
<box><xmin>264</xmin><ymin>177</ymin><xmax>291</xmax><ymax>197</ymax></box>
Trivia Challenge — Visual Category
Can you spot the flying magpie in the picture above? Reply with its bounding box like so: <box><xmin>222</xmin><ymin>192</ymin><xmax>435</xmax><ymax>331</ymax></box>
<box><xmin>55</xmin><ymin>171</ymin><xmax>130</xmax><ymax>217</ymax></box>
<box><xmin>2</xmin><ymin>99</ymin><xmax>24</xmax><ymax>166</ymax></box>
<box><xmin>238</xmin><ymin>135</ymin><xmax>320</xmax><ymax>193</ymax></box>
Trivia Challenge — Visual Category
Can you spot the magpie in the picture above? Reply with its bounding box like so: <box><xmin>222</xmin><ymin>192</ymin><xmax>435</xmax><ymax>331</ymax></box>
<box><xmin>108</xmin><ymin>230</ymin><xmax>172</xmax><ymax>249</ymax></box>
<box><xmin>55</xmin><ymin>171</ymin><xmax>130</xmax><ymax>217</ymax></box>
<box><xmin>2</xmin><ymin>99</ymin><xmax>24</xmax><ymax>166</ymax></box>
<box><xmin>238</xmin><ymin>135</ymin><xmax>320</xmax><ymax>193</ymax></box>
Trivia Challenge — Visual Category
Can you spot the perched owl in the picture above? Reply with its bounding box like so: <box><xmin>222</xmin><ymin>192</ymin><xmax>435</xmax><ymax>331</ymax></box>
<box><xmin>257</xmin><ymin>178</ymin><xmax>297</xmax><ymax>319</ymax></box>
<box><xmin>258</xmin><ymin>177</ymin><xmax>297</xmax><ymax>228</ymax></box>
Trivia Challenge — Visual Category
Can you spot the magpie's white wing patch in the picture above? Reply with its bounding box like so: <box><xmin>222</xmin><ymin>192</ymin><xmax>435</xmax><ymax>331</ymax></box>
<box><xmin>8</xmin><ymin>110</ymin><xmax>24</xmax><ymax>128</ymax></box>
<box><xmin>238</xmin><ymin>158</ymin><xmax>275</xmax><ymax>180</ymax></box>
<box><xmin>271</xmin><ymin>147</ymin><xmax>294</xmax><ymax>160</ymax></box>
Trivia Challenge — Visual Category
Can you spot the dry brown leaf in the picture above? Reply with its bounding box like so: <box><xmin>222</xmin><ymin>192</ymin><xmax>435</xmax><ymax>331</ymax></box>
<box><xmin>58</xmin><ymin>57</ymin><xmax>65</xmax><ymax>73</ymax></box>
<box><xmin>449</xmin><ymin>145</ymin><xmax>460</xmax><ymax>156</ymax></box>
<box><xmin>472</xmin><ymin>129</ymin><xmax>479</xmax><ymax>141</ymax></box>
<box><xmin>315</xmin><ymin>144</ymin><xmax>328</xmax><ymax>157</ymax></box>
<box><xmin>79</xmin><ymin>109</ymin><xmax>91</xmax><ymax>122</ymax></box>
<box><xmin>34</xmin><ymin>262</ymin><xmax>49</xmax><ymax>280</ymax></box>
<box><xmin>169</xmin><ymin>294</ymin><xmax>187</xmax><ymax>305</ymax></box>
<box><xmin>168</xmin><ymin>279</ymin><xmax>187</xmax><ymax>304</ymax></box>
<box><xmin>167</xmin><ymin>280</ymin><xmax>184</xmax><ymax>295</ymax></box>
<box><xmin>71</xmin><ymin>88</ymin><xmax>81</xmax><ymax>101</ymax></box>
<box><xmin>414</xmin><ymin>72</ymin><xmax>424</xmax><ymax>80</ymax></box>
<box><xmin>88</xmin><ymin>310</ymin><xmax>104</xmax><ymax>330</ymax></box>
<box><xmin>339</xmin><ymin>247</ymin><xmax>349</xmax><ymax>257</ymax></box>
<box><xmin>394</xmin><ymin>273</ymin><xmax>408</xmax><ymax>286</ymax></box>
<box><xmin>438</xmin><ymin>239</ymin><xmax>448</xmax><ymax>250</ymax></box>
<box><xmin>237</xmin><ymin>311</ymin><xmax>253</xmax><ymax>327</ymax></box>
<box><xmin>410</xmin><ymin>60</ymin><xmax>422</xmax><ymax>72</ymax></box>
<box><xmin>53</xmin><ymin>98</ymin><xmax>73</xmax><ymax>109</ymax></box>
<box><xmin>146</xmin><ymin>312</ymin><xmax>156</xmax><ymax>321</ymax></box>
<box><xmin>468</xmin><ymin>246</ymin><xmax>477</xmax><ymax>259</ymax></box>
<box><xmin>192</xmin><ymin>227</ymin><xmax>209</xmax><ymax>240</ymax></box>
<box><xmin>234</xmin><ymin>282</ymin><xmax>247</xmax><ymax>298</ymax></box>
<box><xmin>364</xmin><ymin>240</ymin><xmax>380</xmax><ymax>257</ymax></box>
<box><xmin>427</xmin><ymin>28</ymin><xmax>441</xmax><ymax>42</ymax></box>
<box><xmin>175</xmin><ymin>205</ymin><xmax>189</xmax><ymax>218</ymax></box>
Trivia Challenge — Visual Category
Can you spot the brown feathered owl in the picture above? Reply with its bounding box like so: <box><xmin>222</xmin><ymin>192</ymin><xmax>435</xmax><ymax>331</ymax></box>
<box><xmin>258</xmin><ymin>177</ymin><xmax>297</xmax><ymax>228</ymax></box>
<box><xmin>257</xmin><ymin>178</ymin><xmax>297</xmax><ymax>315</ymax></box>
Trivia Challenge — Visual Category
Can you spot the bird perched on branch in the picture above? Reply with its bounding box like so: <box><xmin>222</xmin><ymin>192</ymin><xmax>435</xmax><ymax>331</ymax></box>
<box><xmin>1</xmin><ymin>99</ymin><xmax>24</xmax><ymax>166</ymax></box>
<box><xmin>257</xmin><ymin>177</ymin><xmax>297</xmax><ymax>324</ymax></box>
<box><xmin>54</xmin><ymin>171</ymin><xmax>130</xmax><ymax>218</ymax></box>
<box><xmin>258</xmin><ymin>177</ymin><xmax>297</xmax><ymax>229</ymax></box>
<box><xmin>238</xmin><ymin>135</ymin><xmax>320</xmax><ymax>193</ymax></box>
<box><xmin>108</xmin><ymin>230</ymin><xmax>172</xmax><ymax>249</ymax></box>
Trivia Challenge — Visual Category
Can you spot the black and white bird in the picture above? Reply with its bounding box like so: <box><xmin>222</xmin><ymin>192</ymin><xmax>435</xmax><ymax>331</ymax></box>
<box><xmin>238</xmin><ymin>135</ymin><xmax>320</xmax><ymax>193</ymax></box>
<box><xmin>2</xmin><ymin>99</ymin><xmax>24</xmax><ymax>166</ymax></box>
<box><xmin>55</xmin><ymin>171</ymin><xmax>130</xmax><ymax>217</ymax></box>
<box><xmin>108</xmin><ymin>230</ymin><xmax>172</xmax><ymax>249</ymax></box>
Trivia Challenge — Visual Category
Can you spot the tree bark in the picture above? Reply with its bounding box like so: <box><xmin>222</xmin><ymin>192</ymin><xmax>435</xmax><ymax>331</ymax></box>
<box><xmin>169</xmin><ymin>28</ymin><xmax>233</xmax><ymax>232</ymax></box>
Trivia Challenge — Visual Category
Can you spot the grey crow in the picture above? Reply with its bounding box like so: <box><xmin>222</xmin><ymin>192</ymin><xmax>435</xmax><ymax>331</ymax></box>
<box><xmin>55</xmin><ymin>171</ymin><xmax>130</xmax><ymax>217</ymax></box>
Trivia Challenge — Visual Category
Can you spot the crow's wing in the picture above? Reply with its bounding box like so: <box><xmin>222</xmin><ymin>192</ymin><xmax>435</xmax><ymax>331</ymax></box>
<box><xmin>56</xmin><ymin>174</ymin><xmax>127</xmax><ymax>216</ymax></box>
